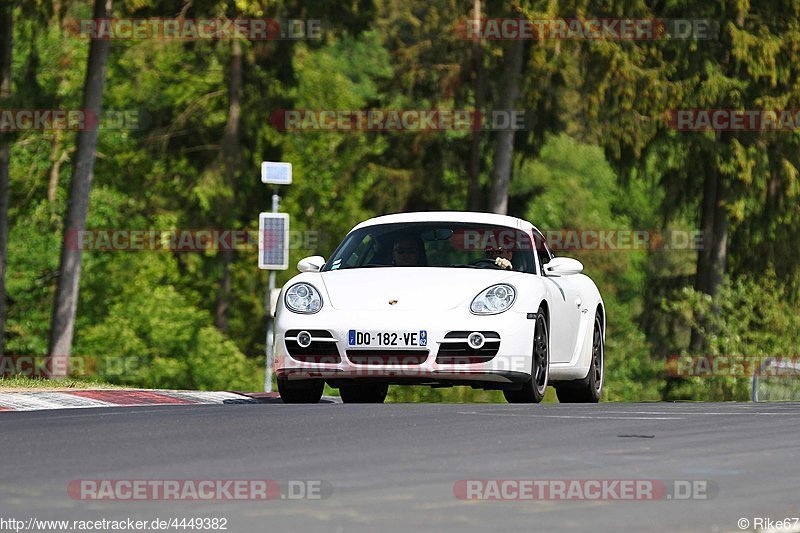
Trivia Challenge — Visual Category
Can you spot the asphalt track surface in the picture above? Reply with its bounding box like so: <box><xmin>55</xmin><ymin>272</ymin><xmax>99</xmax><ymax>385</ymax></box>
<box><xmin>2</xmin><ymin>402</ymin><xmax>800</xmax><ymax>533</ymax></box>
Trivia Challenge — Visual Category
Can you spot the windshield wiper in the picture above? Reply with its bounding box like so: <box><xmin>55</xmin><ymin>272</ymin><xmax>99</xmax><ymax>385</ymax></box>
<box><xmin>337</xmin><ymin>264</ymin><xmax>391</xmax><ymax>270</ymax></box>
<box><xmin>449</xmin><ymin>264</ymin><xmax>503</xmax><ymax>270</ymax></box>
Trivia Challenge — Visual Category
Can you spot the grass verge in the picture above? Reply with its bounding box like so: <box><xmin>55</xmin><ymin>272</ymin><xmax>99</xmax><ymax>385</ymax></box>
<box><xmin>0</xmin><ymin>375</ymin><xmax>122</xmax><ymax>392</ymax></box>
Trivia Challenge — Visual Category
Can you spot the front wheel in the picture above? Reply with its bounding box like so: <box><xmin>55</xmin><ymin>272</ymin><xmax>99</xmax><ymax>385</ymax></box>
<box><xmin>555</xmin><ymin>313</ymin><xmax>604</xmax><ymax>403</ymax></box>
<box><xmin>277</xmin><ymin>378</ymin><xmax>324</xmax><ymax>404</ymax></box>
<box><xmin>504</xmin><ymin>308</ymin><xmax>549</xmax><ymax>404</ymax></box>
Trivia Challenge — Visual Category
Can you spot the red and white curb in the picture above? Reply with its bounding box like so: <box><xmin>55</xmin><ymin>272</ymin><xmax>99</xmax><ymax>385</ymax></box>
<box><xmin>0</xmin><ymin>390</ymin><xmax>280</xmax><ymax>412</ymax></box>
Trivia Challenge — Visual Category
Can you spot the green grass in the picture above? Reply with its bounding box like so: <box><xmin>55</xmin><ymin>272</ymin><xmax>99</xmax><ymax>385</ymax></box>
<box><xmin>0</xmin><ymin>376</ymin><xmax>122</xmax><ymax>390</ymax></box>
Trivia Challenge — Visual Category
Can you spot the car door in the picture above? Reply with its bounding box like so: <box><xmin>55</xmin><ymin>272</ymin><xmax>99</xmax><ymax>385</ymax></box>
<box><xmin>534</xmin><ymin>231</ymin><xmax>582</xmax><ymax>364</ymax></box>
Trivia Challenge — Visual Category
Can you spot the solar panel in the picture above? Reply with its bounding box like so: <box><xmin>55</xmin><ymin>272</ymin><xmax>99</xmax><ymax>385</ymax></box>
<box><xmin>259</xmin><ymin>213</ymin><xmax>290</xmax><ymax>270</ymax></box>
<box><xmin>261</xmin><ymin>161</ymin><xmax>293</xmax><ymax>185</ymax></box>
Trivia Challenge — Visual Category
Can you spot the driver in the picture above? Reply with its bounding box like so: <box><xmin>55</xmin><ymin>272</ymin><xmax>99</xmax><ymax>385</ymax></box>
<box><xmin>392</xmin><ymin>237</ymin><xmax>424</xmax><ymax>267</ymax></box>
<box><xmin>484</xmin><ymin>246</ymin><xmax>513</xmax><ymax>270</ymax></box>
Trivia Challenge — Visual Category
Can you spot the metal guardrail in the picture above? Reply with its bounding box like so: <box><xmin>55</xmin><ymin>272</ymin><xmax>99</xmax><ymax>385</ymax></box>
<box><xmin>751</xmin><ymin>357</ymin><xmax>800</xmax><ymax>402</ymax></box>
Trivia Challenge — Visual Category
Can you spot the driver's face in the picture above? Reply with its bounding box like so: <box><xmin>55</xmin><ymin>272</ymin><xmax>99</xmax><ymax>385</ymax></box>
<box><xmin>393</xmin><ymin>239</ymin><xmax>421</xmax><ymax>266</ymax></box>
<box><xmin>485</xmin><ymin>246</ymin><xmax>513</xmax><ymax>261</ymax></box>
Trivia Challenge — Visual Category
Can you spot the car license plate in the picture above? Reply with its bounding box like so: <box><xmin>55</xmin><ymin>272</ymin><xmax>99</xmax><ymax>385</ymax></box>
<box><xmin>348</xmin><ymin>330</ymin><xmax>428</xmax><ymax>348</ymax></box>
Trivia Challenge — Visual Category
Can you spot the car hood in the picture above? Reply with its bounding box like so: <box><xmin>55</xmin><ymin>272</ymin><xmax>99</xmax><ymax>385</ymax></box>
<box><xmin>319</xmin><ymin>268</ymin><xmax>519</xmax><ymax>311</ymax></box>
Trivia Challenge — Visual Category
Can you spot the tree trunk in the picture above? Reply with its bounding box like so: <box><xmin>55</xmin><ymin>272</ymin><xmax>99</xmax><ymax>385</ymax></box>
<box><xmin>0</xmin><ymin>0</ymin><xmax>12</xmax><ymax>363</ymax></box>
<box><xmin>214</xmin><ymin>39</ymin><xmax>242</xmax><ymax>332</ymax></box>
<box><xmin>48</xmin><ymin>0</ymin><xmax>113</xmax><ymax>378</ymax></box>
<box><xmin>708</xmin><ymin>175</ymin><xmax>728</xmax><ymax>296</ymax></box>
<box><xmin>487</xmin><ymin>39</ymin><xmax>524</xmax><ymax>215</ymax></box>
<box><xmin>466</xmin><ymin>0</ymin><xmax>485</xmax><ymax>212</ymax></box>
<box><xmin>689</xmin><ymin>168</ymin><xmax>715</xmax><ymax>351</ymax></box>
<box><xmin>48</xmin><ymin>130</ymin><xmax>73</xmax><ymax>203</ymax></box>
<box><xmin>689</xmin><ymin>165</ymin><xmax>728</xmax><ymax>351</ymax></box>
<box><xmin>695</xmin><ymin>165</ymin><xmax>716</xmax><ymax>294</ymax></box>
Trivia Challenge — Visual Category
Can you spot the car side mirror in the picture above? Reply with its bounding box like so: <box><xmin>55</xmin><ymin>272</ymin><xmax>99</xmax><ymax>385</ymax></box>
<box><xmin>297</xmin><ymin>256</ymin><xmax>325</xmax><ymax>273</ymax></box>
<box><xmin>544</xmin><ymin>257</ymin><xmax>583</xmax><ymax>276</ymax></box>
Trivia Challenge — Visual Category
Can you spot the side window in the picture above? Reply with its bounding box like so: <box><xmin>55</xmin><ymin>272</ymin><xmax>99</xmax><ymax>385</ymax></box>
<box><xmin>533</xmin><ymin>231</ymin><xmax>553</xmax><ymax>275</ymax></box>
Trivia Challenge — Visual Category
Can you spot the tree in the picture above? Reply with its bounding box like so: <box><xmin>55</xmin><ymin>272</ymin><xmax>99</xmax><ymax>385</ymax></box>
<box><xmin>213</xmin><ymin>38</ymin><xmax>243</xmax><ymax>332</ymax></box>
<box><xmin>485</xmin><ymin>1</ymin><xmax>569</xmax><ymax>216</ymax></box>
<box><xmin>0</xmin><ymin>0</ymin><xmax>12</xmax><ymax>364</ymax></box>
<box><xmin>466</xmin><ymin>0</ymin><xmax>485</xmax><ymax>211</ymax></box>
<box><xmin>487</xmin><ymin>38</ymin><xmax>524</xmax><ymax>214</ymax></box>
<box><xmin>48</xmin><ymin>0</ymin><xmax>113</xmax><ymax>378</ymax></box>
<box><xmin>573</xmin><ymin>0</ymin><xmax>800</xmax><ymax>350</ymax></box>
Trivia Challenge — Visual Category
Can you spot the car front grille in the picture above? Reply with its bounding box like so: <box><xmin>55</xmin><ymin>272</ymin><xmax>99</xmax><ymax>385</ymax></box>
<box><xmin>346</xmin><ymin>350</ymin><xmax>429</xmax><ymax>365</ymax></box>
<box><xmin>435</xmin><ymin>331</ymin><xmax>500</xmax><ymax>364</ymax></box>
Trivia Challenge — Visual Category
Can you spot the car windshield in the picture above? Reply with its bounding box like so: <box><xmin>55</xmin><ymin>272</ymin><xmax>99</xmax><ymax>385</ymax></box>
<box><xmin>322</xmin><ymin>222</ymin><xmax>536</xmax><ymax>273</ymax></box>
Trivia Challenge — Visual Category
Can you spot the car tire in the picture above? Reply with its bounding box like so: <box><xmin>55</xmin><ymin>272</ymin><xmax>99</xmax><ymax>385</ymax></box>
<box><xmin>277</xmin><ymin>378</ymin><xmax>324</xmax><ymax>404</ymax></box>
<box><xmin>555</xmin><ymin>313</ymin><xmax>604</xmax><ymax>403</ymax></box>
<box><xmin>503</xmin><ymin>307</ymin><xmax>549</xmax><ymax>404</ymax></box>
<box><xmin>339</xmin><ymin>383</ymin><xmax>389</xmax><ymax>404</ymax></box>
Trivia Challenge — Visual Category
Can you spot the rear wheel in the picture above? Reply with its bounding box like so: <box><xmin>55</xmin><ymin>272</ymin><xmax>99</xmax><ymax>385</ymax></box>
<box><xmin>339</xmin><ymin>383</ymin><xmax>389</xmax><ymax>403</ymax></box>
<box><xmin>277</xmin><ymin>378</ymin><xmax>324</xmax><ymax>404</ymax></box>
<box><xmin>555</xmin><ymin>313</ymin><xmax>604</xmax><ymax>403</ymax></box>
<box><xmin>504</xmin><ymin>308</ymin><xmax>548</xmax><ymax>404</ymax></box>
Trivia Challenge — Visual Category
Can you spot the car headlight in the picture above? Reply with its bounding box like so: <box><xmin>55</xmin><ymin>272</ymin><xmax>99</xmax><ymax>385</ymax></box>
<box><xmin>285</xmin><ymin>283</ymin><xmax>323</xmax><ymax>314</ymax></box>
<box><xmin>470</xmin><ymin>284</ymin><xmax>516</xmax><ymax>315</ymax></box>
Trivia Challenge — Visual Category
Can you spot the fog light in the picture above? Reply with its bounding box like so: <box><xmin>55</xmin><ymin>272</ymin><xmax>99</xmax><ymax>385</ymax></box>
<box><xmin>467</xmin><ymin>332</ymin><xmax>485</xmax><ymax>350</ymax></box>
<box><xmin>296</xmin><ymin>331</ymin><xmax>313</xmax><ymax>348</ymax></box>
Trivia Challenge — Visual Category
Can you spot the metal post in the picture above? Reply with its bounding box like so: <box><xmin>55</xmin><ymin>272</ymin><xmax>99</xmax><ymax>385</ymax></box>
<box><xmin>264</xmin><ymin>190</ymin><xmax>280</xmax><ymax>392</ymax></box>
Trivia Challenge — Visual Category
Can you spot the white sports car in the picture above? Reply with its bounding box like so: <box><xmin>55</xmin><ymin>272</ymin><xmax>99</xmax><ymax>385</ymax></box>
<box><xmin>273</xmin><ymin>212</ymin><xmax>604</xmax><ymax>404</ymax></box>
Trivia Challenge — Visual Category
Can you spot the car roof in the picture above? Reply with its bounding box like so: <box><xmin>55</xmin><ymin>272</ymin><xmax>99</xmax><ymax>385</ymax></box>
<box><xmin>351</xmin><ymin>211</ymin><xmax>536</xmax><ymax>233</ymax></box>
